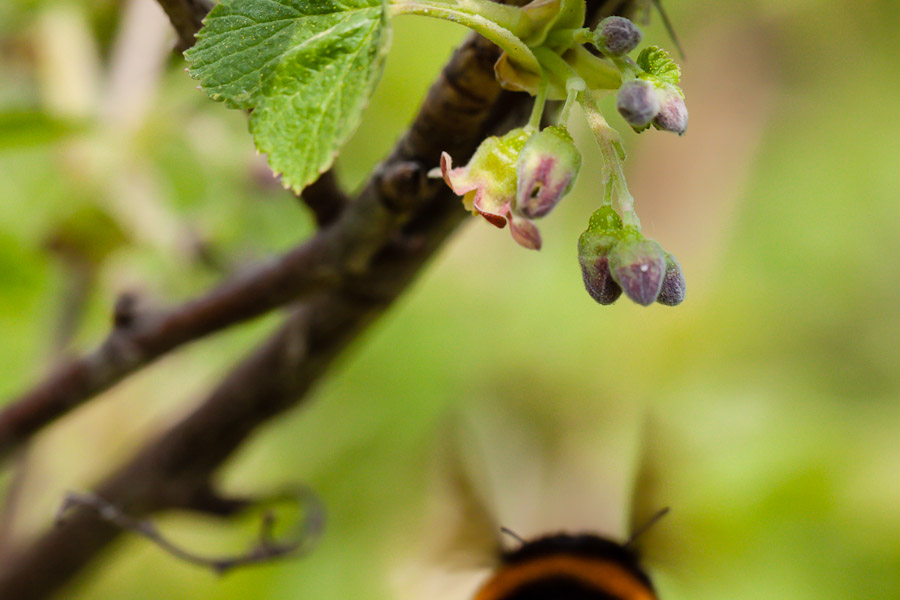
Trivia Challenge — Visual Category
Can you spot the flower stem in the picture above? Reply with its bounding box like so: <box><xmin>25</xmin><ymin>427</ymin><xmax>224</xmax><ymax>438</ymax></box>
<box><xmin>578</xmin><ymin>90</ymin><xmax>640</xmax><ymax>229</ymax></box>
<box><xmin>534</xmin><ymin>45</ymin><xmax>620</xmax><ymax>93</ymax></box>
<box><xmin>527</xmin><ymin>78</ymin><xmax>548</xmax><ymax>130</ymax></box>
<box><xmin>391</xmin><ymin>1</ymin><xmax>541</xmax><ymax>75</ymax></box>
<box><xmin>557</xmin><ymin>78</ymin><xmax>583</xmax><ymax>126</ymax></box>
<box><xmin>534</xmin><ymin>46</ymin><xmax>580</xmax><ymax>88</ymax></box>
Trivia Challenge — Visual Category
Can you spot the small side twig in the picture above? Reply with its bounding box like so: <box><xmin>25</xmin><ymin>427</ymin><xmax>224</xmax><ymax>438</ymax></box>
<box><xmin>300</xmin><ymin>171</ymin><xmax>350</xmax><ymax>227</ymax></box>
<box><xmin>155</xmin><ymin>0</ymin><xmax>213</xmax><ymax>51</ymax></box>
<box><xmin>56</xmin><ymin>487</ymin><xmax>324</xmax><ymax>575</ymax></box>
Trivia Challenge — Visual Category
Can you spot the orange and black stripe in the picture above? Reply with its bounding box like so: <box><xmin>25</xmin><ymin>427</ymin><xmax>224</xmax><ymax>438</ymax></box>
<box><xmin>473</xmin><ymin>534</ymin><xmax>657</xmax><ymax>600</ymax></box>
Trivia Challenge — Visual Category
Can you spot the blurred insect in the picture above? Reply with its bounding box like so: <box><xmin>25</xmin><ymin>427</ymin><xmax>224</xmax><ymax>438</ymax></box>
<box><xmin>392</xmin><ymin>401</ymin><xmax>672</xmax><ymax>600</ymax></box>
<box><xmin>473</xmin><ymin>509</ymin><xmax>669</xmax><ymax>600</ymax></box>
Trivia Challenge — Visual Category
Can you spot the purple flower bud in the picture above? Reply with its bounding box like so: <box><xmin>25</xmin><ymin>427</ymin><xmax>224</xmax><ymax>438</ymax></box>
<box><xmin>653</xmin><ymin>87</ymin><xmax>688</xmax><ymax>135</ymax></box>
<box><xmin>656</xmin><ymin>252</ymin><xmax>686</xmax><ymax>306</ymax></box>
<box><xmin>608</xmin><ymin>234</ymin><xmax>666</xmax><ymax>306</ymax></box>
<box><xmin>594</xmin><ymin>17</ymin><xmax>643</xmax><ymax>57</ymax></box>
<box><xmin>579</xmin><ymin>242</ymin><xmax>623</xmax><ymax>305</ymax></box>
<box><xmin>515</xmin><ymin>126</ymin><xmax>582</xmax><ymax>220</ymax></box>
<box><xmin>617</xmin><ymin>80</ymin><xmax>660</xmax><ymax>129</ymax></box>
<box><xmin>577</xmin><ymin>206</ymin><xmax>624</xmax><ymax>305</ymax></box>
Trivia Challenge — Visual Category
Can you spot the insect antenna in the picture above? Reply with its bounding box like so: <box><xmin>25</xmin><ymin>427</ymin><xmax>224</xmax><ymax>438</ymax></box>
<box><xmin>499</xmin><ymin>526</ymin><xmax>526</xmax><ymax>546</ymax></box>
<box><xmin>626</xmin><ymin>506</ymin><xmax>671</xmax><ymax>547</ymax></box>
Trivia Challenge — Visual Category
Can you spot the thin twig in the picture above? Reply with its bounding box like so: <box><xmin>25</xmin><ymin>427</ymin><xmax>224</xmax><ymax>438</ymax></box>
<box><xmin>55</xmin><ymin>488</ymin><xmax>324</xmax><ymax>575</ymax></box>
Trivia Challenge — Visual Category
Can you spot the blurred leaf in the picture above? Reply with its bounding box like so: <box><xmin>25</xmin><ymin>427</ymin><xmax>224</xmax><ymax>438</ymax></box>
<box><xmin>45</xmin><ymin>204</ymin><xmax>129</xmax><ymax>264</ymax></box>
<box><xmin>0</xmin><ymin>109</ymin><xmax>81</xmax><ymax>150</ymax></box>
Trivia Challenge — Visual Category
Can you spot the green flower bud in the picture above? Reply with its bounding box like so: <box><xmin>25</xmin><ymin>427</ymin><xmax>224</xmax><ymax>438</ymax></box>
<box><xmin>578</xmin><ymin>206</ymin><xmax>624</xmax><ymax>305</ymax></box>
<box><xmin>608</xmin><ymin>231</ymin><xmax>666</xmax><ymax>306</ymax></box>
<box><xmin>515</xmin><ymin>126</ymin><xmax>582</xmax><ymax>220</ymax></box>
<box><xmin>617</xmin><ymin>80</ymin><xmax>659</xmax><ymax>129</ymax></box>
<box><xmin>594</xmin><ymin>17</ymin><xmax>642</xmax><ymax>57</ymax></box>
<box><xmin>656</xmin><ymin>252</ymin><xmax>686</xmax><ymax>306</ymax></box>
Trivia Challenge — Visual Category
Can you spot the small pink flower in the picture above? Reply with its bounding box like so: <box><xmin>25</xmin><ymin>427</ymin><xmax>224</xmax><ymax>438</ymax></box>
<box><xmin>437</xmin><ymin>129</ymin><xmax>543</xmax><ymax>250</ymax></box>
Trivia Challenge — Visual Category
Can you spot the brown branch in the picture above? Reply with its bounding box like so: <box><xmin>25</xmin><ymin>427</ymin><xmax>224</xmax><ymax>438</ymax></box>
<box><xmin>0</xmin><ymin>234</ymin><xmax>338</xmax><ymax>461</ymax></box>
<box><xmin>156</xmin><ymin>0</ymin><xmax>213</xmax><ymax>50</ymax></box>
<box><xmin>300</xmin><ymin>170</ymin><xmax>350</xmax><ymax>227</ymax></box>
<box><xmin>0</xmin><ymin>1</ymin><xmax>641</xmax><ymax>597</ymax></box>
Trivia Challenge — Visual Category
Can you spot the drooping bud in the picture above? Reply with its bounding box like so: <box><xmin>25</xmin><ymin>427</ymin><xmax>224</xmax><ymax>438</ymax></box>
<box><xmin>653</xmin><ymin>86</ymin><xmax>688</xmax><ymax>135</ymax></box>
<box><xmin>515</xmin><ymin>126</ymin><xmax>582</xmax><ymax>220</ymax></box>
<box><xmin>594</xmin><ymin>17</ymin><xmax>642</xmax><ymax>57</ymax></box>
<box><xmin>656</xmin><ymin>252</ymin><xmax>686</xmax><ymax>306</ymax></box>
<box><xmin>578</xmin><ymin>206</ymin><xmax>624</xmax><ymax>305</ymax></box>
<box><xmin>616</xmin><ymin>80</ymin><xmax>659</xmax><ymax>129</ymax></box>
<box><xmin>608</xmin><ymin>231</ymin><xmax>666</xmax><ymax>306</ymax></box>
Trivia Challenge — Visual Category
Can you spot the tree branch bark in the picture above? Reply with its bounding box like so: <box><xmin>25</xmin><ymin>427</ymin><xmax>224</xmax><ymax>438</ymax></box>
<box><xmin>156</xmin><ymin>0</ymin><xmax>212</xmax><ymax>50</ymax></box>
<box><xmin>0</xmin><ymin>1</ymin><xmax>640</xmax><ymax>597</ymax></box>
<box><xmin>300</xmin><ymin>170</ymin><xmax>349</xmax><ymax>227</ymax></box>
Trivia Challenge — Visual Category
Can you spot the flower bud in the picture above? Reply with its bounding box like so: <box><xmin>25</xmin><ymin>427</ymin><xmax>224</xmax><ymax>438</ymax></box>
<box><xmin>653</xmin><ymin>86</ymin><xmax>688</xmax><ymax>135</ymax></box>
<box><xmin>656</xmin><ymin>252</ymin><xmax>686</xmax><ymax>306</ymax></box>
<box><xmin>579</xmin><ymin>238</ymin><xmax>622</xmax><ymax>305</ymax></box>
<box><xmin>594</xmin><ymin>17</ymin><xmax>642</xmax><ymax>57</ymax></box>
<box><xmin>578</xmin><ymin>206</ymin><xmax>624</xmax><ymax>305</ymax></box>
<box><xmin>515</xmin><ymin>126</ymin><xmax>582</xmax><ymax>220</ymax></box>
<box><xmin>616</xmin><ymin>80</ymin><xmax>660</xmax><ymax>129</ymax></box>
<box><xmin>608</xmin><ymin>232</ymin><xmax>666</xmax><ymax>306</ymax></box>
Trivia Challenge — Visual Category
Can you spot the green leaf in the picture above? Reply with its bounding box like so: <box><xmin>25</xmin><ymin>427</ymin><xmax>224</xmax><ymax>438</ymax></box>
<box><xmin>186</xmin><ymin>0</ymin><xmax>391</xmax><ymax>193</ymax></box>
<box><xmin>636</xmin><ymin>45</ymin><xmax>680</xmax><ymax>85</ymax></box>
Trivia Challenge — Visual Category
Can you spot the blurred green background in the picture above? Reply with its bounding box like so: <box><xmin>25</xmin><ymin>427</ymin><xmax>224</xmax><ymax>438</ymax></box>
<box><xmin>1</xmin><ymin>0</ymin><xmax>899</xmax><ymax>598</ymax></box>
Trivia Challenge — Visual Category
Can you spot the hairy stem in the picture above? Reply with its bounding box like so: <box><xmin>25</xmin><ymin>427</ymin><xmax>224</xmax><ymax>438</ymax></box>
<box><xmin>579</xmin><ymin>89</ymin><xmax>639</xmax><ymax>227</ymax></box>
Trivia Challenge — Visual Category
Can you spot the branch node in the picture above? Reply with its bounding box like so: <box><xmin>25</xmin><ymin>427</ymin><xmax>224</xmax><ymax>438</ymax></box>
<box><xmin>300</xmin><ymin>170</ymin><xmax>349</xmax><ymax>227</ymax></box>
<box><xmin>112</xmin><ymin>293</ymin><xmax>140</xmax><ymax>330</ymax></box>
<box><xmin>376</xmin><ymin>160</ymin><xmax>430</xmax><ymax>213</ymax></box>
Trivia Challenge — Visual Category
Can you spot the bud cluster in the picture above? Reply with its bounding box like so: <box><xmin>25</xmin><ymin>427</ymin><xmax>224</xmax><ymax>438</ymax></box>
<box><xmin>616</xmin><ymin>79</ymin><xmax>687</xmax><ymax>134</ymax></box>
<box><xmin>428</xmin><ymin>8</ymin><xmax>690</xmax><ymax>309</ymax></box>
<box><xmin>591</xmin><ymin>18</ymin><xmax>688</xmax><ymax>136</ymax></box>
<box><xmin>578</xmin><ymin>206</ymin><xmax>685</xmax><ymax>307</ymax></box>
